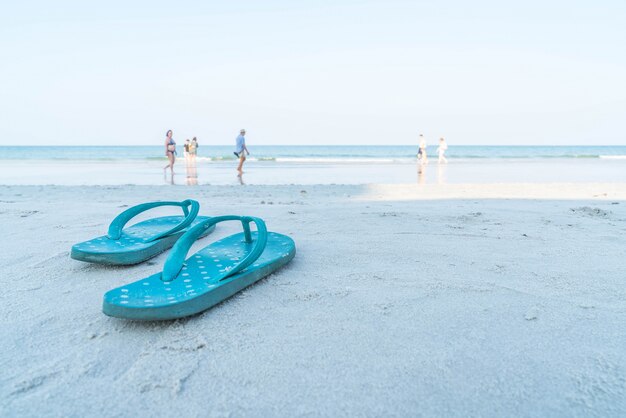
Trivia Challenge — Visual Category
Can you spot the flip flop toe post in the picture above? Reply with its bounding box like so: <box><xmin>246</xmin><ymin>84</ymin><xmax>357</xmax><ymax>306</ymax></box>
<box><xmin>71</xmin><ymin>200</ymin><xmax>214</xmax><ymax>265</ymax></box>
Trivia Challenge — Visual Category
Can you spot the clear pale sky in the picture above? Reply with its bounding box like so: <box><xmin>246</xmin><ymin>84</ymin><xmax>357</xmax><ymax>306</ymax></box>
<box><xmin>1</xmin><ymin>0</ymin><xmax>625</xmax><ymax>145</ymax></box>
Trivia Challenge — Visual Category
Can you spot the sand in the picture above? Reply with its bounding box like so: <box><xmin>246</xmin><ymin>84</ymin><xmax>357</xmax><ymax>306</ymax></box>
<box><xmin>1</xmin><ymin>183</ymin><xmax>625</xmax><ymax>417</ymax></box>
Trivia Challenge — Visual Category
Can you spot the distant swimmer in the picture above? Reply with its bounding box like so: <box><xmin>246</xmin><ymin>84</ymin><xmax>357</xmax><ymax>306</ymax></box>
<box><xmin>234</xmin><ymin>129</ymin><xmax>250</xmax><ymax>174</ymax></box>
<box><xmin>437</xmin><ymin>137</ymin><xmax>448</xmax><ymax>164</ymax></box>
<box><xmin>417</xmin><ymin>134</ymin><xmax>428</xmax><ymax>164</ymax></box>
<box><xmin>163</xmin><ymin>130</ymin><xmax>176</xmax><ymax>174</ymax></box>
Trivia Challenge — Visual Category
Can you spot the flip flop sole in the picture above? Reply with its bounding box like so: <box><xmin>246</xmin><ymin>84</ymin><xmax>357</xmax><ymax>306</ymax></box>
<box><xmin>71</xmin><ymin>216</ymin><xmax>214</xmax><ymax>265</ymax></box>
<box><xmin>103</xmin><ymin>231</ymin><xmax>295</xmax><ymax>320</ymax></box>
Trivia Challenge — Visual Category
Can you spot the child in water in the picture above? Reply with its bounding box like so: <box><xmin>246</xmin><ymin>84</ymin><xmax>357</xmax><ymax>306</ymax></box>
<box><xmin>417</xmin><ymin>134</ymin><xmax>428</xmax><ymax>164</ymax></box>
<box><xmin>188</xmin><ymin>137</ymin><xmax>198</xmax><ymax>161</ymax></box>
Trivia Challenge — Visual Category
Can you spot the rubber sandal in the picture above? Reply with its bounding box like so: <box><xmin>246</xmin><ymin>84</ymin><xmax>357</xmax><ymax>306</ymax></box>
<box><xmin>71</xmin><ymin>200</ymin><xmax>214</xmax><ymax>265</ymax></box>
<box><xmin>102</xmin><ymin>216</ymin><xmax>295</xmax><ymax>320</ymax></box>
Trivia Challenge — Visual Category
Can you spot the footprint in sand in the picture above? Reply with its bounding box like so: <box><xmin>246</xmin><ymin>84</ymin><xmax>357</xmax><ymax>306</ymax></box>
<box><xmin>569</xmin><ymin>207</ymin><xmax>611</xmax><ymax>219</ymax></box>
<box><xmin>524</xmin><ymin>306</ymin><xmax>539</xmax><ymax>321</ymax></box>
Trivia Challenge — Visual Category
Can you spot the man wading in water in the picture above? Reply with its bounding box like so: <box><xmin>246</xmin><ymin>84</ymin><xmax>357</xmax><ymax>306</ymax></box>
<box><xmin>234</xmin><ymin>129</ymin><xmax>250</xmax><ymax>174</ymax></box>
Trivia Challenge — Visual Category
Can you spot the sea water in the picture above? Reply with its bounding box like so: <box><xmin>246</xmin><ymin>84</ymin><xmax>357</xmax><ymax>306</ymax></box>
<box><xmin>2</xmin><ymin>145</ymin><xmax>626</xmax><ymax>162</ymax></box>
<box><xmin>1</xmin><ymin>145</ymin><xmax>625</xmax><ymax>185</ymax></box>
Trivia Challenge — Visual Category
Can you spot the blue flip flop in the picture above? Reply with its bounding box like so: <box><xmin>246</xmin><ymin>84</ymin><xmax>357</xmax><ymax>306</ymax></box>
<box><xmin>103</xmin><ymin>216</ymin><xmax>296</xmax><ymax>320</ymax></box>
<box><xmin>71</xmin><ymin>200</ymin><xmax>214</xmax><ymax>265</ymax></box>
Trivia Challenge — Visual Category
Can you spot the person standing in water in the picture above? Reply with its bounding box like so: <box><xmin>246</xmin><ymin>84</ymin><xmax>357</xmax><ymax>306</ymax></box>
<box><xmin>234</xmin><ymin>129</ymin><xmax>250</xmax><ymax>174</ymax></box>
<box><xmin>417</xmin><ymin>134</ymin><xmax>428</xmax><ymax>164</ymax></box>
<box><xmin>437</xmin><ymin>137</ymin><xmax>448</xmax><ymax>164</ymax></box>
<box><xmin>189</xmin><ymin>137</ymin><xmax>198</xmax><ymax>162</ymax></box>
<box><xmin>164</xmin><ymin>130</ymin><xmax>176</xmax><ymax>174</ymax></box>
<box><xmin>183</xmin><ymin>139</ymin><xmax>190</xmax><ymax>160</ymax></box>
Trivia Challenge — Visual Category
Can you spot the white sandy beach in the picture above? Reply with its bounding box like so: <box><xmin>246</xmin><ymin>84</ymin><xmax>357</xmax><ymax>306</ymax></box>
<box><xmin>1</xmin><ymin>183</ymin><xmax>625</xmax><ymax>417</ymax></box>
<box><xmin>4</xmin><ymin>0</ymin><xmax>626</xmax><ymax>414</ymax></box>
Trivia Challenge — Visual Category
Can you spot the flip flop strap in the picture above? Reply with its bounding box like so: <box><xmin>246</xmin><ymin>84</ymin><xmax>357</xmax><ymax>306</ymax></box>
<box><xmin>161</xmin><ymin>216</ymin><xmax>268</xmax><ymax>282</ymax></box>
<box><xmin>107</xmin><ymin>200</ymin><xmax>200</xmax><ymax>243</ymax></box>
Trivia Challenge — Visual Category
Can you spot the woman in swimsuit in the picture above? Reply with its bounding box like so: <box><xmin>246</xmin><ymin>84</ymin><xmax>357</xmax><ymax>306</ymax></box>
<box><xmin>164</xmin><ymin>130</ymin><xmax>176</xmax><ymax>174</ymax></box>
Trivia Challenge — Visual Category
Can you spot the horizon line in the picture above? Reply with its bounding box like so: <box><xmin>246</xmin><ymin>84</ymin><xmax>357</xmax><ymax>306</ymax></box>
<box><xmin>7</xmin><ymin>144</ymin><xmax>625</xmax><ymax>148</ymax></box>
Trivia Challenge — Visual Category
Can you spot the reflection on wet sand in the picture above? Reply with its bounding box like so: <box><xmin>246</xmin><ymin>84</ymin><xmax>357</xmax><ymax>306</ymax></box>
<box><xmin>437</xmin><ymin>163</ymin><xmax>447</xmax><ymax>184</ymax></box>
<box><xmin>186</xmin><ymin>156</ymin><xmax>198</xmax><ymax>185</ymax></box>
<box><xmin>164</xmin><ymin>169</ymin><xmax>176</xmax><ymax>185</ymax></box>
<box><xmin>417</xmin><ymin>163</ymin><xmax>427</xmax><ymax>185</ymax></box>
<box><xmin>417</xmin><ymin>161</ymin><xmax>447</xmax><ymax>185</ymax></box>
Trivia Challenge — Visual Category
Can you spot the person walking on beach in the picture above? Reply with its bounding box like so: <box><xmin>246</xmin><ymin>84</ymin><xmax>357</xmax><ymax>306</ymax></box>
<box><xmin>234</xmin><ymin>129</ymin><xmax>250</xmax><ymax>173</ymax></box>
<box><xmin>164</xmin><ymin>130</ymin><xmax>176</xmax><ymax>174</ymax></box>
<box><xmin>437</xmin><ymin>137</ymin><xmax>448</xmax><ymax>164</ymax></box>
<box><xmin>417</xmin><ymin>134</ymin><xmax>428</xmax><ymax>164</ymax></box>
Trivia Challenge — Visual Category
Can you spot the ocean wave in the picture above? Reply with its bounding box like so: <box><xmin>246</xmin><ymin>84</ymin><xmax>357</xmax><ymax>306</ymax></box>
<box><xmin>183</xmin><ymin>155</ymin><xmax>610</xmax><ymax>162</ymax></box>
<box><xmin>599</xmin><ymin>155</ymin><xmax>626</xmax><ymax>160</ymax></box>
<box><xmin>198</xmin><ymin>156</ymin><xmax>237</xmax><ymax>162</ymax></box>
<box><xmin>447</xmin><ymin>154</ymin><xmax>601</xmax><ymax>159</ymax></box>
<box><xmin>147</xmin><ymin>156</ymin><xmax>239</xmax><ymax>161</ymax></box>
<box><xmin>5</xmin><ymin>148</ymin><xmax>626</xmax><ymax>162</ymax></box>
<box><xmin>274</xmin><ymin>157</ymin><xmax>400</xmax><ymax>163</ymax></box>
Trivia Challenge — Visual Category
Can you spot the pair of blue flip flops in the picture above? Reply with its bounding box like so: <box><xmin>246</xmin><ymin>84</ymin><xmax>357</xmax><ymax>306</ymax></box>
<box><xmin>71</xmin><ymin>200</ymin><xmax>296</xmax><ymax>320</ymax></box>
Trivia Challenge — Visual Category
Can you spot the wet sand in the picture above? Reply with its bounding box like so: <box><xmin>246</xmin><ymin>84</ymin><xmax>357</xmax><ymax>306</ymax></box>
<box><xmin>2</xmin><ymin>157</ymin><xmax>626</xmax><ymax>185</ymax></box>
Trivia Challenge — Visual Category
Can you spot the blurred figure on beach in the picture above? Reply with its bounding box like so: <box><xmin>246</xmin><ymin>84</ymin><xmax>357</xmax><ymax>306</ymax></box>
<box><xmin>183</xmin><ymin>139</ymin><xmax>190</xmax><ymax>160</ymax></box>
<box><xmin>234</xmin><ymin>129</ymin><xmax>250</xmax><ymax>174</ymax></box>
<box><xmin>163</xmin><ymin>130</ymin><xmax>176</xmax><ymax>175</ymax></box>
<box><xmin>189</xmin><ymin>137</ymin><xmax>198</xmax><ymax>162</ymax></box>
<box><xmin>186</xmin><ymin>156</ymin><xmax>198</xmax><ymax>186</ymax></box>
<box><xmin>437</xmin><ymin>161</ymin><xmax>447</xmax><ymax>184</ymax></box>
<box><xmin>417</xmin><ymin>134</ymin><xmax>428</xmax><ymax>164</ymax></box>
<box><xmin>418</xmin><ymin>161</ymin><xmax>427</xmax><ymax>185</ymax></box>
<box><xmin>437</xmin><ymin>137</ymin><xmax>448</xmax><ymax>164</ymax></box>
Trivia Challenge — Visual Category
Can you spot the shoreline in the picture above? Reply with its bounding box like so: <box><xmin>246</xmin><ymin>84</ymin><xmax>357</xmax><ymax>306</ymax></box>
<box><xmin>2</xmin><ymin>157</ymin><xmax>626</xmax><ymax>186</ymax></box>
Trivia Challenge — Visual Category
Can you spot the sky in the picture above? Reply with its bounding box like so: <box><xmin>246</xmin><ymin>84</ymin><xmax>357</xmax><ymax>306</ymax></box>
<box><xmin>1</xmin><ymin>0</ymin><xmax>625</xmax><ymax>146</ymax></box>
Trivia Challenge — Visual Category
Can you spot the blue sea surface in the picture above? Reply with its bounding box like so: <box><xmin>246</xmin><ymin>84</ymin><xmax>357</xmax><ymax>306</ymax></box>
<box><xmin>3</xmin><ymin>145</ymin><xmax>626</xmax><ymax>162</ymax></box>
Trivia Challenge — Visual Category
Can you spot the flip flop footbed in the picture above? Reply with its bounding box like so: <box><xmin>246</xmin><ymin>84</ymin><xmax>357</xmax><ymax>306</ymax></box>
<box><xmin>71</xmin><ymin>216</ymin><xmax>213</xmax><ymax>265</ymax></box>
<box><xmin>103</xmin><ymin>231</ymin><xmax>295</xmax><ymax>320</ymax></box>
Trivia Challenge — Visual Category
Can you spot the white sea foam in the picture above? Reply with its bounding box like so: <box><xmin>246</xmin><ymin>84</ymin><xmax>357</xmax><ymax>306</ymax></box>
<box><xmin>599</xmin><ymin>155</ymin><xmax>626</xmax><ymax>160</ymax></box>
<box><xmin>192</xmin><ymin>156</ymin><xmax>410</xmax><ymax>163</ymax></box>
<box><xmin>274</xmin><ymin>157</ymin><xmax>401</xmax><ymax>163</ymax></box>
